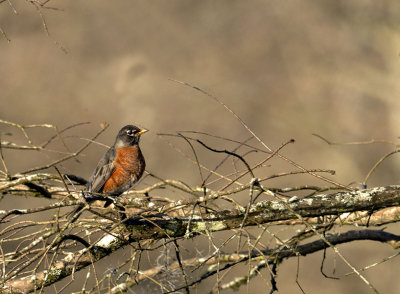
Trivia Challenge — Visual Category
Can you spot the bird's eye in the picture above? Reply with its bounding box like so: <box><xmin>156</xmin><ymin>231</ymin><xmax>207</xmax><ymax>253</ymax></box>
<box><xmin>126</xmin><ymin>129</ymin><xmax>134</xmax><ymax>136</ymax></box>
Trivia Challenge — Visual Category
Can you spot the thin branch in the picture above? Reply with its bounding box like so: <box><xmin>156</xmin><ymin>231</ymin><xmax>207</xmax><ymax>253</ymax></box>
<box><xmin>178</xmin><ymin>133</ymin><xmax>205</xmax><ymax>187</ymax></box>
<box><xmin>21</xmin><ymin>123</ymin><xmax>109</xmax><ymax>174</ymax></box>
<box><xmin>313</xmin><ymin>133</ymin><xmax>398</xmax><ymax>147</ymax></box>
<box><xmin>169</xmin><ymin>79</ymin><xmax>273</xmax><ymax>153</ymax></box>
<box><xmin>173</xmin><ymin>240</ymin><xmax>190</xmax><ymax>294</ymax></box>
<box><xmin>363</xmin><ymin>149</ymin><xmax>400</xmax><ymax>186</ymax></box>
<box><xmin>41</xmin><ymin>121</ymin><xmax>90</xmax><ymax>148</ymax></box>
<box><xmin>195</xmin><ymin>138</ymin><xmax>255</xmax><ymax>178</ymax></box>
<box><xmin>169</xmin><ymin>79</ymin><xmax>349</xmax><ymax>190</ymax></box>
<box><xmin>0</xmin><ymin>133</ymin><xmax>10</xmax><ymax>177</ymax></box>
<box><xmin>0</xmin><ymin>27</ymin><xmax>11</xmax><ymax>42</ymax></box>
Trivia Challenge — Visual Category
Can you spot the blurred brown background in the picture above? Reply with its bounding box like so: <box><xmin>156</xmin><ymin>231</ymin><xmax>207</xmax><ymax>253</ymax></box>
<box><xmin>1</xmin><ymin>1</ymin><xmax>400</xmax><ymax>293</ymax></box>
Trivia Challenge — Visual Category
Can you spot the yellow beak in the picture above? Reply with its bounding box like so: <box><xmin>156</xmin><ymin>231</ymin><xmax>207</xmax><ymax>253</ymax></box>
<box><xmin>136</xmin><ymin>128</ymin><xmax>149</xmax><ymax>136</ymax></box>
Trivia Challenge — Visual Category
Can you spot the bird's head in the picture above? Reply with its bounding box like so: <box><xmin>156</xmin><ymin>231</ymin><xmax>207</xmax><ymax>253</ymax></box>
<box><xmin>115</xmin><ymin>125</ymin><xmax>148</xmax><ymax>148</ymax></box>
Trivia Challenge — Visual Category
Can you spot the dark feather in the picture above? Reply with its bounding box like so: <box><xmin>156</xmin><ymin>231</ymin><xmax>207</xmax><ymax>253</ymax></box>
<box><xmin>85</xmin><ymin>147</ymin><xmax>116</xmax><ymax>201</ymax></box>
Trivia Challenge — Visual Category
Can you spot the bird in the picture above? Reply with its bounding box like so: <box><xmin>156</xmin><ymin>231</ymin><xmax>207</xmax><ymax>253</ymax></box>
<box><xmin>71</xmin><ymin>125</ymin><xmax>148</xmax><ymax>218</ymax></box>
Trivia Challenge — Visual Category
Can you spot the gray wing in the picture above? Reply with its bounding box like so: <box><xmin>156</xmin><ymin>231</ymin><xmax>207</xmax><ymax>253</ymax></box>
<box><xmin>86</xmin><ymin>147</ymin><xmax>116</xmax><ymax>195</ymax></box>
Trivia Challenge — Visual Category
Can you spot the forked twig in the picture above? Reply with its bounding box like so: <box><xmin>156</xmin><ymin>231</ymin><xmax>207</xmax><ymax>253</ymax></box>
<box><xmin>21</xmin><ymin>123</ymin><xmax>109</xmax><ymax>174</ymax></box>
<box><xmin>169</xmin><ymin>79</ymin><xmax>349</xmax><ymax>190</ymax></box>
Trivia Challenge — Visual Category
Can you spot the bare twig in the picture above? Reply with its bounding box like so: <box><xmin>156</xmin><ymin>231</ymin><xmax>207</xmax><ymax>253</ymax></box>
<box><xmin>313</xmin><ymin>133</ymin><xmax>398</xmax><ymax>147</ymax></box>
<box><xmin>21</xmin><ymin>123</ymin><xmax>109</xmax><ymax>174</ymax></box>
<box><xmin>363</xmin><ymin>149</ymin><xmax>400</xmax><ymax>186</ymax></box>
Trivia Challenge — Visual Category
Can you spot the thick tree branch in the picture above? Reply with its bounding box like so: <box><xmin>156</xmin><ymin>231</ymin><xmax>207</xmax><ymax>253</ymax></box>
<box><xmin>2</xmin><ymin>186</ymin><xmax>400</xmax><ymax>293</ymax></box>
<box><xmin>4</xmin><ymin>229</ymin><xmax>399</xmax><ymax>293</ymax></box>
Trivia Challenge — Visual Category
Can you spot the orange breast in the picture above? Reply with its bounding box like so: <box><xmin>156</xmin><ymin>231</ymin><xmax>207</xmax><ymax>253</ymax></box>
<box><xmin>102</xmin><ymin>145</ymin><xmax>145</xmax><ymax>194</ymax></box>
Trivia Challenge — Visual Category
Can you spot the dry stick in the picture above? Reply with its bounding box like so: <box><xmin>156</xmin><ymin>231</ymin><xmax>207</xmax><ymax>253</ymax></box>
<box><xmin>218</xmin><ymin>260</ymin><xmax>268</xmax><ymax>292</ymax></box>
<box><xmin>81</xmin><ymin>271</ymin><xmax>91</xmax><ymax>294</ymax></box>
<box><xmin>0</xmin><ymin>142</ymin><xmax>73</xmax><ymax>154</ymax></box>
<box><xmin>0</xmin><ymin>201</ymin><xmax>77</xmax><ymax>223</ymax></box>
<box><xmin>195</xmin><ymin>139</ymin><xmax>255</xmax><ymax>178</ymax></box>
<box><xmin>238</xmin><ymin>231</ymin><xmax>270</xmax><ymax>290</ymax></box>
<box><xmin>3</xmin><ymin>227</ymin><xmax>50</xmax><ymax>248</ymax></box>
<box><xmin>294</xmin><ymin>256</ymin><xmax>305</xmax><ymax>294</ymax></box>
<box><xmin>0</xmin><ymin>121</ymin><xmax>89</xmax><ymax>156</ymax></box>
<box><xmin>0</xmin><ymin>133</ymin><xmax>9</xmax><ymax>177</ymax></box>
<box><xmin>169</xmin><ymin>79</ymin><xmax>273</xmax><ymax>153</ymax></box>
<box><xmin>0</xmin><ymin>120</ymin><xmax>55</xmax><ymax>145</ymax></box>
<box><xmin>320</xmin><ymin>247</ymin><xmax>338</xmax><ymax>280</ymax></box>
<box><xmin>313</xmin><ymin>133</ymin><xmax>400</xmax><ymax>188</ymax></box>
<box><xmin>53</xmin><ymin>165</ymin><xmax>76</xmax><ymax>229</ymax></box>
<box><xmin>172</xmin><ymin>240</ymin><xmax>190</xmax><ymax>294</ymax></box>
<box><xmin>21</xmin><ymin>124</ymin><xmax>109</xmax><ymax>174</ymax></box>
<box><xmin>89</xmin><ymin>252</ymin><xmax>101</xmax><ymax>294</ymax></box>
<box><xmin>169</xmin><ymin>79</ymin><xmax>348</xmax><ymax>190</ymax></box>
<box><xmin>6</xmin><ymin>0</ymin><xmax>17</xmax><ymax>13</ymax></box>
<box><xmin>0</xmin><ymin>173</ymin><xmax>60</xmax><ymax>192</ymax></box>
<box><xmin>209</xmin><ymin>168</ymin><xmax>334</xmax><ymax>189</ymax></box>
<box><xmin>0</xmin><ymin>241</ymin><xmax>8</xmax><ymax>287</ymax></box>
<box><xmin>30</xmin><ymin>0</ymin><xmax>68</xmax><ymax>53</ymax></box>
<box><xmin>342</xmin><ymin>251</ymin><xmax>400</xmax><ymax>277</ymax></box>
<box><xmin>5</xmin><ymin>240</ymin><xmax>52</xmax><ymax>281</ymax></box>
<box><xmin>38</xmin><ymin>0</ymin><xmax>63</xmax><ymax>11</ymax></box>
<box><xmin>53</xmin><ymin>166</ymin><xmax>71</xmax><ymax>197</ymax></box>
<box><xmin>157</xmin><ymin>136</ymin><xmax>245</xmax><ymax>188</ymax></box>
<box><xmin>53</xmin><ymin>234</ymin><xmax>90</xmax><ymax>249</ymax></box>
<box><xmin>56</xmin><ymin>277</ymin><xmax>74</xmax><ymax>294</ymax></box>
<box><xmin>178</xmin><ymin>133</ymin><xmax>205</xmax><ymax>187</ymax></box>
<box><xmin>247</xmin><ymin>234</ymin><xmax>267</xmax><ymax>285</ymax></box>
<box><xmin>236</xmin><ymin>179</ymin><xmax>261</xmax><ymax>253</ymax></box>
<box><xmin>0</xmin><ymin>227</ymin><xmax>53</xmax><ymax>262</ymax></box>
<box><xmin>190</xmin><ymin>234</ymin><xmax>236</xmax><ymax>274</ymax></box>
<box><xmin>220</xmin><ymin>139</ymin><xmax>295</xmax><ymax>191</ymax></box>
<box><xmin>175</xmin><ymin>130</ymin><xmax>271</xmax><ymax>154</ymax></box>
<box><xmin>201</xmin><ymin>135</ymin><xmax>254</xmax><ymax>186</ymax></box>
<box><xmin>0</xmin><ymin>27</ymin><xmax>10</xmax><ymax>42</ymax></box>
<box><xmin>38</xmin><ymin>244</ymin><xmax>62</xmax><ymax>294</ymax></box>
<box><xmin>184</xmin><ymin>202</ymin><xmax>199</xmax><ymax>238</ymax></box>
<box><xmin>18</xmin><ymin>217</ymin><xmax>81</xmax><ymax>282</ymax></box>
<box><xmin>6</xmin><ymin>210</ymin><xmax>94</xmax><ymax>282</ymax></box>
<box><xmin>158</xmin><ymin>133</ymin><xmax>255</xmax><ymax>188</ymax></box>
<box><xmin>41</xmin><ymin>122</ymin><xmax>90</xmax><ymax>148</ymax></box>
<box><xmin>144</xmin><ymin>173</ymin><xmax>199</xmax><ymax>197</ymax></box>
<box><xmin>186</xmin><ymin>208</ymin><xmax>228</xmax><ymax>288</ymax></box>
<box><xmin>363</xmin><ymin>149</ymin><xmax>400</xmax><ymax>186</ymax></box>
<box><xmin>52</xmin><ymin>125</ymin><xmax>76</xmax><ymax>161</ymax></box>
<box><xmin>249</xmin><ymin>226</ymin><xmax>298</xmax><ymax>286</ymax></box>
<box><xmin>68</xmin><ymin>136</ymin><xmax>111</xmax><ymax>149</ymax></box>
<box><xmin>126</xmin><ymin>248</ymin><xmax>140</xmax><ymax>285</ymax></box>
<box><xmin>312</xmin><ymin>133</ymin><xmax>398</xmax><ymax>147</ymax></box>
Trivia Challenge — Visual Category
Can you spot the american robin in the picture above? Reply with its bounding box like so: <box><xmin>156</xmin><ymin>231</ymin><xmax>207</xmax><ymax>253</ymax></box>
<box><xmin>72</xmin><ymin>125</ymin><xmax>148</xmax><ymax>217</ymax></box>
